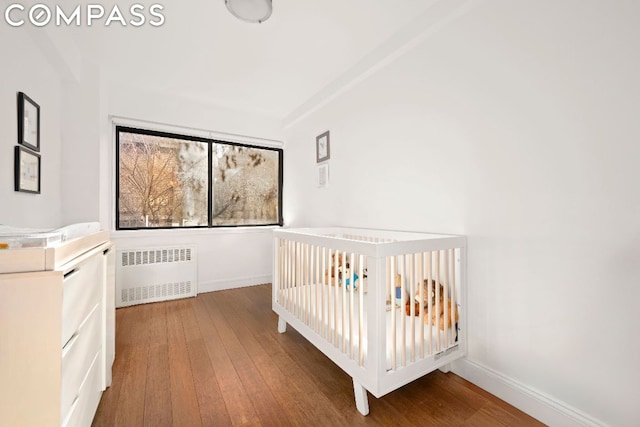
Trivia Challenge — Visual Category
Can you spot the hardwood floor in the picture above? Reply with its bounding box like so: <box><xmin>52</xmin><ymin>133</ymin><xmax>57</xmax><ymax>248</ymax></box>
<box><xmin>93</xmin><ymin>284</ymin><xmax>543</xmax><ymax>426</ymax></box>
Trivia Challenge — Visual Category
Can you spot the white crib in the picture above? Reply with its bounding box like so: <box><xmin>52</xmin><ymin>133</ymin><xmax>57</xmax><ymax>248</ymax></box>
<box><xmin>272</xmin><ymin>227</ymin><xmax>467</xmax><ymax>415</ymax></box>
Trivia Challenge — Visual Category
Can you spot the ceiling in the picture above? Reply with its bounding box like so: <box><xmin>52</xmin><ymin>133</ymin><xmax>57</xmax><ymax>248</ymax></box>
<box><xmin>53</xmin><ymin>0</ymin><xmax>441</xmax><ymax>120</ymax></box>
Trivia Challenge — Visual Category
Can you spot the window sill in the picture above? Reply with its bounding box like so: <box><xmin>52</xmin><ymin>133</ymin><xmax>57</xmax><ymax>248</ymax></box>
<box><xmin>110</xmin><ymin>225</ymin><xmax>281</xmax><ymax>239</ymax></box>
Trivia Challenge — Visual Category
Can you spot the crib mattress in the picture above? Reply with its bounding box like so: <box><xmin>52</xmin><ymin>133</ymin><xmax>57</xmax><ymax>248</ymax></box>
<box><xmin>277</xmin><ymin>282</ymin><xmax>458</xmax><ymax>370</ymax></box>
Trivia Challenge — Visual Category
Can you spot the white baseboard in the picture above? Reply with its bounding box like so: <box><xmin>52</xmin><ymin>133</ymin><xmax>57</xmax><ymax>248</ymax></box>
<box><xmin>451</xmin><ymin>359</ymin><xmax>606</xmax><ymax>427</ymax></box>
<box><xmin>198</xmin><ymin>274</ymin><xmax>272</xmax><ymax>294</ymax></box>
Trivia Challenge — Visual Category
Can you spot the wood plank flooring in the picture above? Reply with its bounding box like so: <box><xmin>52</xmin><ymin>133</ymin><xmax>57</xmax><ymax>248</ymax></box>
<box><xmin>93</xmin><ymin>284</ymin><xmax>544</xmax><ymax>426</ymax></box>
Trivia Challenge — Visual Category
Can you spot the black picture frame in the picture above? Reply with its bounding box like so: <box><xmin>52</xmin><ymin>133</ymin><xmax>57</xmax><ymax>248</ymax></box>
<box><xmin>14</xmin><ymin>146</ymin><xmax>41</xmax><ymax>194</ymax></box>
<box><xmin>18</xmin><ymin>92</ymin><xmax>40</xmax><ymax>152</ymax></box>
<box><xmin>316</xmin><ymin>130</ymin><xmax>330</xmax><ymax>163</ymax></box>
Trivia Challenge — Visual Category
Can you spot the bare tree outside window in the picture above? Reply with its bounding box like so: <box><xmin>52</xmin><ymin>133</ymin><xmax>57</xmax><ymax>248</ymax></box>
<box><xmin>116</xmin><ymin>127</ymin><xmax>282</xmax><ymax>229</ymax></box>
<box><xmin>118</xmin><ymin>131</ymin><xmax>208</xmax><ymax>228</ymax></box>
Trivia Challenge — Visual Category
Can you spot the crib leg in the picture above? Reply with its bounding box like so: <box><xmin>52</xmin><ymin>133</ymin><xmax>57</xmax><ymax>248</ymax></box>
<box><xmin>439</xmin><ymin>363</ymin><xmax>451</xmax><ymax>373</ymax></box>
<box><xmin>277</xmin><ymin>316</ymin><xmax>287</xmax><ymax>333</ymax></box>
<box><xmin>353</xmin><ymin>379</ymin><xmax>370</xmax><ymax>416</ymax></box>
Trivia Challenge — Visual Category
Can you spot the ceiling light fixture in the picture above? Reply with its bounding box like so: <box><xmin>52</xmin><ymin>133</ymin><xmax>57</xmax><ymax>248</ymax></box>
<box><xmin>225</xmin><ymin>0</ymin><xmax>272</xmax><ymax>24</ymax></box>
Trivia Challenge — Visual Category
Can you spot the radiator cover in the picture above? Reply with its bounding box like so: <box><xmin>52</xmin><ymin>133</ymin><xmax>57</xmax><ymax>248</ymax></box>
<box><xmin>115</xmin><ymin>246</ymin><xmax>197</xmax><ymax>307</ymax></box>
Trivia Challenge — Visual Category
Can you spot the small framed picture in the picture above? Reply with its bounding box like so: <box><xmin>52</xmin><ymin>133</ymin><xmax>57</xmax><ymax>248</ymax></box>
<box><xmin>316</xmin><ymin>130</ymin><xmax>330</xmax><ymax>163</ymax></box>
<box><xmin>18</xmin><ymin>92</ymin><xmax>40</xmax><ymax>152</ymax></box>
<box><xmin>14</xmin><ymin>146</ymin><xmax>41</xmax><ymax>194</ymax></box>
<box><xmin>317</xmin><ymin>163</ymin><xmax>329</xmax><ymax>188</ymax></box>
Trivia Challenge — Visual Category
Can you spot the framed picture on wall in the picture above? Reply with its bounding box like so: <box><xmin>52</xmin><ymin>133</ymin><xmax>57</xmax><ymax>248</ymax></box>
<box><xmin>316</xmin><ymin>130</ymin><xmax>330</xmax><ymax>163</ymax></box>
<box><xmin>14</xmin><ymin>146</ymin><xmax>41</xmax><ymax>194</ymax></box>
<box><xmin>18</xmin><ymin>92</ymin><xmax>40</xmax><ymax>152</ymax></box>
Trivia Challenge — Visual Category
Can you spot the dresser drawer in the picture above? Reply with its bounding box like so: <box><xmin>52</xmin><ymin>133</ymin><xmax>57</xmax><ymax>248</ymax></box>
<box><xmin>62</xmin><ymin>350</ymin><xmax>102</xmax><ymax>427</ymax></box>
<box><xmin>61</xmin><ymin>304</ymin><xmax>101</xmax><ymax>420</ymax></box>
<box><xmin>61</xmin><ymin>253</ymin><xmax>103</xmax><ymax>347</ymax></box>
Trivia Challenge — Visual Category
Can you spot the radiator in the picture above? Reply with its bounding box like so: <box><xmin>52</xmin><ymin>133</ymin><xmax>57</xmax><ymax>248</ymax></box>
<box><xmin>115</xmin><ymin>246</ymin><xmax>197</xmax><ymax>307</ymax></box>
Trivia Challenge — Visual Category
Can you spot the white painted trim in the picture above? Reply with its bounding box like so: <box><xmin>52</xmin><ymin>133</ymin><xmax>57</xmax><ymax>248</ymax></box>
<box><xmin>451</xmin><ymin>359</ymin><xmax>606</xmax><ymax>427</ymax></box>
<box><xmin>111</xmin><ymin>226</ymin><xmax>278</xmax><ymax>240</ymax></box>
<box><xmin>198</xmin><ymin>274</ymin><xmax>272</xmax><ymax>294</ymax></box>
<box><xmin>110</xmin><ymin>115</ymin><xmax>284</xmax><ymax>148</ymax></box>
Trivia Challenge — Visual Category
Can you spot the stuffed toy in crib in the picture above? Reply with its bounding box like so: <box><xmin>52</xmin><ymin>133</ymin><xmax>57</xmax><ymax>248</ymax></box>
<box><xmin>324</xmin><ymin>252</ymin><xmax>348</xmax><ymax>284</ymax></box>
<box><xmin>405</xmin><ymin>279</ymin><xmax>459</xmax><ymax>329</ymax></box>
<box><xmin>324</xmin><ymin>252</ymin><xmax>364</xmax><ymax>289</ymax></box>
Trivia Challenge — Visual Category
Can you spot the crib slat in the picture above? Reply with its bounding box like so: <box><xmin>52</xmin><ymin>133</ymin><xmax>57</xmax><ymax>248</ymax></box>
<box><xmin>443</xmin><ymin>249</ymin><xmax>449</xmax><ymax>348</ymax></box>
<box><xmin>358</xmin><ymin>254</ymin><xmax>364</xmax><ymax>367</ymax></box>
<box><xmin>284</xmin><ymin>240</ymin><xmax>290</xmax><ymax>313</ymax></box>
<box><xmin>290</xmin><ymin>241</ymin><xmax>294</xmax><ymax>317</ymax></box>
<box><xmin>329</xmin><ymin>248</ymin><xmax>334</xmax><ymax>343</ymax></box>
<box><xmin>282</xmin><ymin>239</ymin><xmax>286</xmax><ymax>306</ymax></box>
<box><xmin>386</xmin><ymin>256</ymin><xmax>391</xmax><ymax>306</ymax></box>
<box><xmin>277</xmin><ymin>239</ymin><xmax>282</xmax><ymax>303</ymax></box>
<box><xmin>409</xmin><ymin>253</ymin><xmax>415</xmax><ymax>363</ymax></box>
<box><xmin>400</xmin><ymin>254</ymin><xmax>406</xmax><ymax>368</ymax></box>
<box><xmin>323</xmin><ymin>248</ymin><xmax>328</xmax><ymax>339</ymax></box>
<box><xmin>386</xmin><ymin>256</ymin><xmax>391</xmax><ymax>305</ymax></box>
<box><xmin>449</xmin><ymin>248</ymin><xmax>457</xmax><ymax>345</ymax></box>
<box><xmin>300</xmin><ymin>243</ymin><xmax>309</xmax><ymax>325</ymax></box>
<box><xmin>299</xmin><ymin>242</ymin><xmax>303</xmax><ymax>320</ymax></box>
<box><xmin>292</xmin><ymin>241</ymin><xmax>296</xmax><ymax>317</ymax></box>
<box><xmin>295</xmin><ymin>242</ymin><xmax>300</xmax><ymax>319</ymax></box>
<box><xmin>434</xmin><ymin>250</ymin><xmax>440</xmax><ymax>352</ymax></box>
<box><xmin>290</xmin><ymin>240</ymin><xmax>294</xmax><ymax>314</ymax></box>
<box><xmin>426</xmin><ymin>251</ymin><xmax>432</xmax><ymax>355</ymax></box>
<box><xmin>318</xmin><ymin>245</ymin><xmax>322</xmax><ymax>332</ymax></box>
<box><xmin>328</xmin><ymin>249</ymin><xmax>333</xmax><ymax>343</ymax></box>
<box><xmin>418</xmin><ymin>252</ymin><xmax>424</xmax><ymax>360</ymax></box>
<box><xmin>298</xmin><ymin>242</ymin><xmax>301</xmax><ymax>318</ymax></box>
<box><xmin>304</xmin><ymin>243</ymin><xmax>308</xmax><ymax>325</ymax></box>
<box><xmin>291</xmin><ymin>240</ymin><xmax>295</xmax><ymax>316</ymax></box>
<box><xmin>308</xmin><ymin>244</ymin><xmax>312</xmax><ymax>326</ymax></box>
<box><xmin>299</xmin><ymin>243</ymin><xmax>303</xmax><ymax>322</ymax></box>
<box><xmin>281</xmin><ymin>240</ymin><xmax>286</xmax><ymax>309</ymax></box>
<box><xmin>390</xmin><ymin>256</ymin><xmax>397</xmax><ymax>371</ymax></box>
<box><xmin>342</xmin><ymin>251</ymin><xmax>347</xmax><ymax>353</ymax></box>
<box><xmin>349</xmin><ymin>252</ymin><xmax>355</xmax><ymax>360</ymax></box>
<box><xmin>334</xmin><ymin>250</ymin><xmax>339</xmax><ymax>347</ymax></box>
<box><xmin>311</xmin><ymin>245</ymin><xmax>315</xmax><ymax>331</ymax></box>
<box><xmin>307</xmin><ymin>244</ymin><xmax>311</xmax><ymax>326</ymax></box>
<box><xmin>324</xmin><ymin>248</ymin><xmax>329</xmax><ymax>341</ymax></box>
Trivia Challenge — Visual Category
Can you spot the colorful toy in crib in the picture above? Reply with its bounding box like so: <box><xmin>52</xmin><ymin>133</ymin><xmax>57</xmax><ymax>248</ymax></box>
<box><xmin>339</xmin><ymin>265</ymin><xmax>359</xmax><ymax>289</ymax></box>
<box><xmin>324</xmin><ymin>252</ymin><xmax>363</xmax><ymax>289</ymax></box>
<box><xmin>404</xmin><ymin>279</ymin><xmax>459</xmax><ymax>330</ymax></box>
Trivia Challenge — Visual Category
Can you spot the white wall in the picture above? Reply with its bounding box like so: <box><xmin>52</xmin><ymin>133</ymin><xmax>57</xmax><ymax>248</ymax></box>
<box><xmin>109</xmin><ymin>227</ymin><xmax>275</xmax><ymax>292</ymax></box>
<box><xmin>2</xmin><ymin>24</ymin><xmax>284</xmax><ymax>292</ymax></box>
<box><xmin>102</xmin><ymin>84</ymin><xmax>284</xmax><ymax>292</ymax></box>
<box><xmin>61</xmin><ymin>61</ymin><xmax>102</xmax><ymax>224</ymax></box>
<box><xmin>283</xmin><ymin>1</ymin><xmax>640</xmax><ymax>426</ymax></box>
<box><xmin>0</xmin><ymin>25</ymin><xmax>63</xmax><ymax>228</ymax></box>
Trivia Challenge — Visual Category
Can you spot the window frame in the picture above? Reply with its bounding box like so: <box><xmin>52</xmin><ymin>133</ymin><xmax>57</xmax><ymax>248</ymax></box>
<box><xmin>115</xmin><ymin>125</ymin><xmax>283</xmax><ymax>230</ymax></box>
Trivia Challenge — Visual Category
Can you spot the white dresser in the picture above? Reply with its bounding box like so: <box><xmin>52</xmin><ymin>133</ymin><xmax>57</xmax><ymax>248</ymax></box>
<box><xmin>0</xmin><ymin>231</ymin><xmax>115</xmax><ymax>427</ymax></box>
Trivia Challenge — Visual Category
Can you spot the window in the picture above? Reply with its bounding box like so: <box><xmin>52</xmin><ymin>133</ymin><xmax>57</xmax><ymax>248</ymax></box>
<box><xmin>116</xmin><ymin>126</ymin><xmax>283</xmax><ymax>229</ymax></box>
